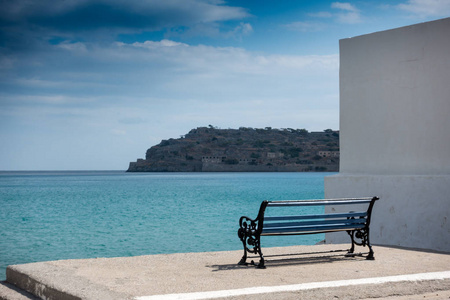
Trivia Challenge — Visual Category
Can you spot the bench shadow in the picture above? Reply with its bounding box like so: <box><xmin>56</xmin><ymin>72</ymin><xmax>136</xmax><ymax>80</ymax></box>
<box><xmin>207</xmin><ymin>250</ymin><xmax>369</xmax><ymax>271</ymax></box>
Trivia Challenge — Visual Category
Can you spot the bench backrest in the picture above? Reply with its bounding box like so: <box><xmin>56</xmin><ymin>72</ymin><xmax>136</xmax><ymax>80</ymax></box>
<box><xmin>267</xmin><ymin>197</ymin><xmax>375</xmax><ymax>207</ymax></box>
<box><xmin>255</xmin><ymin>197</ymin><xmax>379</xmax><ymax>236</ymax></box>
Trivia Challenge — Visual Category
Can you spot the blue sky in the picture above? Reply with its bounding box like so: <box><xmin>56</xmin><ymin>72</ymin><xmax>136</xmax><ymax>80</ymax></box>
<box><xmin>1</xmin><ymin>0</ymin><xmax>449</xmax><ymax>170</ymax></box>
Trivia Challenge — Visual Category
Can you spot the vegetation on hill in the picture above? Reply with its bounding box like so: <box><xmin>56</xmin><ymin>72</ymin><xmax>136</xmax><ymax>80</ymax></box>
<box><xmin>127</xmin><ymin>126</ymin><xmax>339</xmax><ymax>172</ymax></box>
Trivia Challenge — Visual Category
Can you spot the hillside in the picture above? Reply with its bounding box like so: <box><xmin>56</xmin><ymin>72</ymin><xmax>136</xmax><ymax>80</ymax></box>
<box><xmin>127</xmin><ymin>126</ymin><xmax>339</xmax><ymax>172</ymax></box>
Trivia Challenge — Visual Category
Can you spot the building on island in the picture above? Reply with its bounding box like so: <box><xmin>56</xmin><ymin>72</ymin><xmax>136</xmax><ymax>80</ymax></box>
<box><xmin>317</xmin><ymin>151</ymin><xmax>340</xmax><ymax>158</ymax></box>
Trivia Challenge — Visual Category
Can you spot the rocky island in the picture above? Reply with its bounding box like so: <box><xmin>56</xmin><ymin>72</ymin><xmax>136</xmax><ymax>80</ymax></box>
<box><xmin>127</xmin><ymin>126</ymin><xmax>339</xmax><ymax>172</ymax></box>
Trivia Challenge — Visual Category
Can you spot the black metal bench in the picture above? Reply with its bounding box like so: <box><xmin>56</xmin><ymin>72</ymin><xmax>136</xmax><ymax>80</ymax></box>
<box><xmin>237</xmin><ymin>196</ymin><xmax>379</xmax><ymax>268</ymax></box>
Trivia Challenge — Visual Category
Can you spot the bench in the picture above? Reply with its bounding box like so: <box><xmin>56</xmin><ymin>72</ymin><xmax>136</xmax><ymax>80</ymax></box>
<box><xmin>237</xmin><ymin>196</ymin><xmax>379</xmax><ymax>268</ymax></box>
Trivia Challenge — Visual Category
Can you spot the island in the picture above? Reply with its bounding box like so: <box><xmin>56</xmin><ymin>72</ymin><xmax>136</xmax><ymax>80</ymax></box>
<box><xmin>127</xmin><ymin>126</ymin><xmax>339</xmax><ymax>172</ymax></box>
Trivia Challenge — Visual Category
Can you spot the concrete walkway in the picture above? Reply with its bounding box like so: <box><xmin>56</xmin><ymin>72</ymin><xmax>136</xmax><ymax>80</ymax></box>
<box><xmin>1</xmin><ymin>244</ymin><xmax>450</xmax><ymax>300</ymax></box>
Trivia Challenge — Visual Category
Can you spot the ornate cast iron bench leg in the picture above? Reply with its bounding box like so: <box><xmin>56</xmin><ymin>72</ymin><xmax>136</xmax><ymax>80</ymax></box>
<box><xmin>346</xmin><ymin>227</ymin><xmax>375</xmax><ymax>260</ymax></box>
<box><xmin>365</xmin><ymin>228</ymin><xmax>374</xmax><ymax>260</ymax></box>
<box><xmin>252</xmin><ymin>238</ymin><xmax>265</xmax><ymax>269</ymax></box>
<box><xmin>237</xmin><ymin>228</ymin><xmax>248</xmax><ymax>265</ymax></box>
<box><xmin>237</xmin><ymin>227</ymin><xmax>266</xmax><ymax>268</ymax></box>
<box><xmin>346</xmin><ymin>228</ymin><xmax>356</xmax><ymax>256</ymax></box>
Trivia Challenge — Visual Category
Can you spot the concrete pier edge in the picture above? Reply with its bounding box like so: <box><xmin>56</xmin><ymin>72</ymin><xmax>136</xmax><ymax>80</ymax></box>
<box><xmin>1</xmin><ymin>244</ymin><xmax>450</xmax><ymax>300</ymax></box>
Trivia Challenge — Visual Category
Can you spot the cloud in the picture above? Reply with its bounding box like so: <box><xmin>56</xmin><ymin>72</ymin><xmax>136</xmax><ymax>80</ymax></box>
<box><xmin>284</xmin><ymin>21</ymin><xmax>327</xmax><ymax>32</ymax></box>
<box><xmin>1</xmin><ymin>38</ymin><xmax>339</xmax><ymax>122</ymax></box>
<box><xmin>57</xmin><ymin>41</ymin><xmax>89</xmax><ymax>52</ymax></box>
<box><xmin>397</xmin><ymin>0</ymin><xmax>450</xmax><ymax>17</ymax></box>
<box><xmin>165</xmin><ymin>21</ymin><xmax>253</xmax><ymax>40</ymax></box>
<box><xmin>308</xmin><ymin>12</ymin><xmax>333</xmax><ymax>18</ymax></box>
<box><xmin>233</xmin><ymin>22</ymin><xmax>253</xmax><ymax>36</ymax></box>
<box><xmin>113</xmin><ymin>39</ymin><xmax>338</xmax><ymax>79</ymax></box>
<box><xmin>128</xmin><ymin>39</ymin><xmax>189</xmax><ymax>49</ymax></box>
<box><xmin>301</xmin><ymin>2</ymin><xmax>362</xmax><ymax>28</ymax></box>
<box><xmin>331</xmin><ymin>2</ymin><xmax>362</xmax><ymax>24</ymax></box>
<box><xmin>111</xmin><ymin>129</ymin><xmax>127</xmax><ymax>135</ymax></box>
<box><xmin>0</xmin><ymin>0</ymin><xmax>251</xmax><ymax>51</ymax></box>
<box><xmin>1</xmin><ymin>0</ymin><xmax>249</xmax><ymax>30</ymax></box>
<box><xmin>331</xmin><ymin>2</ymin><xmax>359</xmax><ymax>12</ymax></box>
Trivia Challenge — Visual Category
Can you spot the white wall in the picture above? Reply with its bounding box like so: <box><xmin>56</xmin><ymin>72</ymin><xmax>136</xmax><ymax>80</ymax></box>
<box><xmin>325</xmin><ymin>18</ymin><xmax>450</xmax><ymax>252</ymax></box>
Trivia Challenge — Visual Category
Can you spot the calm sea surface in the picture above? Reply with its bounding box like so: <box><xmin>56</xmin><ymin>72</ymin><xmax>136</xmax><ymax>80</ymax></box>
<box><xmin>0</xmin><ymin>171</ymin><xmax>334</xmax><ymax>280</ymax></box>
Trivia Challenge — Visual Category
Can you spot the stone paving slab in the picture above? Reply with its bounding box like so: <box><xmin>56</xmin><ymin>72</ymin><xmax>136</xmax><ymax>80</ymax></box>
<box><xmin>2</xmin><ymin>244</ymin><xmax>450</xmax><ymax>300</ymax></box>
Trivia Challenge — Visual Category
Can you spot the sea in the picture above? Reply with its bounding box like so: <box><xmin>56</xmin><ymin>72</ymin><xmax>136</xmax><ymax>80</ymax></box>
<box><xmin>0</xmin><ymin>171</ymin><xmax>334</xmax><ymax>281</ymax></box>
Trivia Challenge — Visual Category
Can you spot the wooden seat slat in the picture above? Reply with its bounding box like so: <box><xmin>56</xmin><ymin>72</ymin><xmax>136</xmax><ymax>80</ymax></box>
<box><xmin>262</xmin><ymin>223</ymin><xmax>366</xmax><ymax>235</ymax></box>
<box><xmin>264</xmin><ymin>212</ymin><xmax>367</xmax><ymax>221</ymax></box>
<box><xmin>263</xmin><ymin>217</ymin><xmax>366</xmax><ymax>229</ymax></box>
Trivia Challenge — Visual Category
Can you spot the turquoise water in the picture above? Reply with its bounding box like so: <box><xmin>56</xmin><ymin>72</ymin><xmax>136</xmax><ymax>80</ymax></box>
<box><xmin>0</xmin><ymin>171</ymin><xmax>333</xmax><ymax>281</ymax></box>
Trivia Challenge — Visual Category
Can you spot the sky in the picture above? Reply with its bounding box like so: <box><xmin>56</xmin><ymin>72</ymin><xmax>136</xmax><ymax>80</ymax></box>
<box><xmin>1</xmin><ymin>0</ymin><xmax>449</xmax><ymax>170</ymax></box>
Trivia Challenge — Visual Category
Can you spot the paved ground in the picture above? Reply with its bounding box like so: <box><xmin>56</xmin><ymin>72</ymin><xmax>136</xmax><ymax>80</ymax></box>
<box><xmin>1</xmin><ymin>244</ymin><xmax>450</xmax><ymax>300</ymax></box>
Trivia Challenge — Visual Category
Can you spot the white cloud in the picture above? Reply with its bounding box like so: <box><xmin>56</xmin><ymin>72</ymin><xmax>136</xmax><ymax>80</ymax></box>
<box><xmin>308</xmin><ymin>11</ymin><xmax>333</xmax><ymax>18</ymax></box>
<box><xmin>2</xmin><ymin>39</ymin><xmax>339</xmax><ymax>122</ymax></box>
<box><xmin>234</xmin><ymin>22</ymin><xmax>253</xmax><ymax>36</ymax></box>
<box><xmin>335</xmin><ymin>11</ymin><xmax>362</xmax><ymax>24</ymax></box>
<box><xmin>111</xmin><ymin>129</ymin><xmax>127</xmax><ymax>135</ymax></box>
<box><xmin>50</xmin><ymin>39</ymin><xmax>338</xmax><ymax>92</ymax></box>
<box><xmin>284</xmin><ymin>21</ymin><xmax>327</xmax><ymax>32</ymax></box>
<box><xmin>331</xmin><ymin>2</ymin><xmax>362</xmax><ymax>24</ymax></box>
<box><xmin>306</xmin><ymin>2</ymin><xmax>362</xmax><ymax>25</ymax></box>
<box><xmin>3</xmin><ymin>37</ymin><xmax>339</xmax><ymax>106</ymax></box>
<box><xmin>129</xmin><ymin>39</ymin><xmax>189</xmax><ymax>49</ymax></box>
<box><xmin>398</xmin><ymin>0</ymin><xmax>450</xmax><ymax>17</ymax></box>
<box><xmin>331</xmin><ymin>2</ymin><xmax>359</xmax><ymax>12</ymax></box>
<box><xmin>165</xmin><ymin>21</ymin><xmax>253</xmax><ymax>40</ymax></box>
<box><xmin>57</xmin><ymin>41</ymin><xmax>88</xmax><ymax>52</ymax></box>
